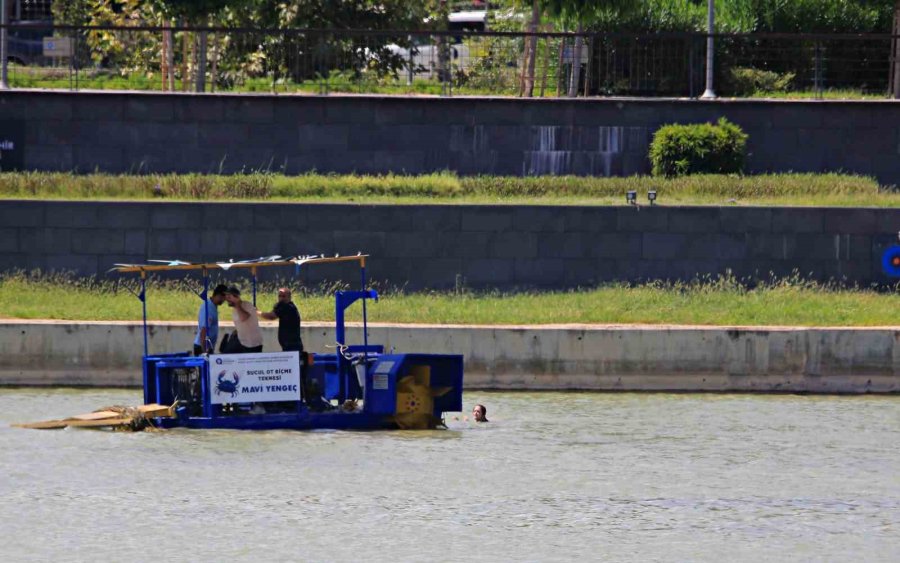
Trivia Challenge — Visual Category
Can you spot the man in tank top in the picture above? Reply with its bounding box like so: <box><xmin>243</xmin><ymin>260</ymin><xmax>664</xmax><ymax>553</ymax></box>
<box><xmin>223</xmin><ymin>286</ymin><xmax>263</xmax><ymax>353</ymax></box>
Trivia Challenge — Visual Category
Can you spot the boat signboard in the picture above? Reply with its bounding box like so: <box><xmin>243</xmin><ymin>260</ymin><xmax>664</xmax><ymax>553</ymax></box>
<box><xmin>208</xmin><ymin>352</ymin><xmax>301</xmax><ymax>404</ymax></box>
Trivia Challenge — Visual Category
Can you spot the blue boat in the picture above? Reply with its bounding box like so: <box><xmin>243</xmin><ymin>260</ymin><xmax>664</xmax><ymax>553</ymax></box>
<box><xmin>109</xmin><ymin>254</ymin><xmax>464</xmax><ymax>431</ymax></box>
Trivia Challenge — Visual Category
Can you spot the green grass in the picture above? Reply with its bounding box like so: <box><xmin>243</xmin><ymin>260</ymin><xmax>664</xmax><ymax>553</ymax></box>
<box><xmin>7</xmin><ymin>67</ymin><xmax>516</xmax><ymax>96</ymax></box>
<box><xmin>10</xmin><ymin>66</ymin><xmax>889</xmax><ymax>100</ymax></box>
<box><xmin>745</xmin><ymin>89</ymin><xmax>887</xmax><ymax>100</ymax></box>
<box><xmin>0</xmin><ymin>272</ymin><xmax>895</xmax><ymax>327</ymax></box>
<box><xmin>1</xmin><ymin>171</ymin><xmax>895</xmax><ymax>207</ymax></box>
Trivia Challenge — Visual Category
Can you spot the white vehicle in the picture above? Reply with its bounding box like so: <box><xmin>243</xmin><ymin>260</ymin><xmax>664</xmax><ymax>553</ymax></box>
<box><xmin>387</xmin><ymin>10</ymin><xmax>487</xmax><ymax>81</ymax></box>
<box><xmin>447</xmin><ymin>10</ymin><xmax>489</xmax><ymax>33</ymax></box>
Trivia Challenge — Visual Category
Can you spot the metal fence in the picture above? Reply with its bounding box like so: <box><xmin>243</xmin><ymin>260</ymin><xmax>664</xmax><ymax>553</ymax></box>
<box><xmin>2</xmin><ymin>23</ymin><xmax>899</xmax><ymax>99</ymax></box>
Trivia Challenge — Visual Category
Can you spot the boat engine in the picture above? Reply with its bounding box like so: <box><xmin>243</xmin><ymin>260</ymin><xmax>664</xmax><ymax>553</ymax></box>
<box><xmin>170</xmin><ymin>367</ymin><xmax>203</xmax><ymax>415</ymax></box>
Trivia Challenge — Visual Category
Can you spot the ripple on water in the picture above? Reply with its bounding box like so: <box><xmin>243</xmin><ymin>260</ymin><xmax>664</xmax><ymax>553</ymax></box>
<box><xmin>1</xmin><ymin>389</ymin><xmax>898</xmax><ymax>562</ymax></box>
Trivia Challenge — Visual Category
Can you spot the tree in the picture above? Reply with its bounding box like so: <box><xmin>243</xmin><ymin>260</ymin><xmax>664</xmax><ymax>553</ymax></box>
<box><xmin>541</xmin><ymin>0</ymin><xmax>640</xmax><ymax>96</ymax></box>
<box><xmin>523</xmin><ymin>0</ymin><xmax>541</xmax><ymax>97</ymax></box>
<box><xmin>211</xmin><ymin>0</ymin><xmax>433</xmax><ymax>87</ymax></box>
<box><xmin>52</xmin><ymin>0</ymin><xmax>163</xmax><ymax>71</ymax></box>
<box><xmin>154</xmin><ymin>0</ymin><xmax>234</xmax><ymax>91</ymax></box>
<box><xmin>893</xmin><ymin>0</ymin><xmax>900</xmax><ymax>98</ymax></box>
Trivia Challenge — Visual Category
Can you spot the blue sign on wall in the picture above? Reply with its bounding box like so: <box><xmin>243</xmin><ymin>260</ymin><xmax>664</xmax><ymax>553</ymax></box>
<box><xmin>0</xmin><ymin>121</ymin><xmax>24</xmax><ymax>171</ymax></box>
<box><xmin>882</xmin><ymin>245</ymin><xmax>900</xmax><ymax>277</ymax></box>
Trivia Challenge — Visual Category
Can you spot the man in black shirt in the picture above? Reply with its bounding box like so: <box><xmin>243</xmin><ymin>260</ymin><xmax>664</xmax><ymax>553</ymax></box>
<box><xmin>260</xmin><ymin>287</ymin><xmax>304</xmax><ymax>352</ymax></box>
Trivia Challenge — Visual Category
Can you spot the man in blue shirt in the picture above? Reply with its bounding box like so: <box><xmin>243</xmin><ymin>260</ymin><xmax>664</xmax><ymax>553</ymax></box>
<box><xmin>193</xmin><ymin>284</ymin><xmax>228</xmax><ymax>355</ymax></box>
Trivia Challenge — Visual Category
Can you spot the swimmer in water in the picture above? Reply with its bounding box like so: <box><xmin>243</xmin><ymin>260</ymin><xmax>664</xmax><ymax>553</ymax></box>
<box><xmin>453</xmin><ymin>403</ymin><xmax>490</xmax><ymax>423</ymax></box>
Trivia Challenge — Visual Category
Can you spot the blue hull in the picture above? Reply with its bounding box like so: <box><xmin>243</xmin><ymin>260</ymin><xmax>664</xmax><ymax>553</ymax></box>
<box><xmin>144</xmin><ymin>352</ymin><xmax>463</xmax><ymax>432</ymax></box>
<box><xmin>156</xmin><ymin>411</ymin><xmax>397</xmax><ymax>431</ymax></box>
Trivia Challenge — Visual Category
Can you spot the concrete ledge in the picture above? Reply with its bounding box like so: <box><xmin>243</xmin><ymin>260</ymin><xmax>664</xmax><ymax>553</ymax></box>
<box><xmin>1</xmin><ymin>320</ymin><xmax>898</xmax><ymax>393</ymax></box>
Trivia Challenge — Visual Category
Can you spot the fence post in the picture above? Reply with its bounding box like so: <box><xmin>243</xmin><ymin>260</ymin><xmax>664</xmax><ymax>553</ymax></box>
<box><xmin>0</xmin><ymin>0</ymin><xmax>8</xmax><ymax>90</ymax></box>
<box><xmin>439</xmin><ymin>33</ymin><xmax>451</xmax><ymax>96</ymax></box>
<box><xmin>893</xmin><ymin>34</ymin><xmax>900</xmax><ymax>98</ymax></box>
<box><xmin>210</xmin><ymin>32</ymin><xmax>219</xmax><ymax>92</ymax></box>
<box><xmin>701</xmin><ymin>0</ymin><xmax>716</xmax><ymax>98</ymax></box>
<box><xmin>687</xmin><ymin>35</ymin><xmax>694</xmax><ymax>97</ymax></box>
<box><xmin>196</xmin><ymin>19</ymin><xmax>208</xmax><ymax>93</ymax></box>
<box><xmin>167</xmin><ymin>23</ymin><xmax>175</xmax><ymax>91</ymax></box>
<box><xmin>567</xmin><ymin>25</ymin><xmax>583</xmax><ymax>97</ymax></box>
<box><xmin>317</xmin><ymin>34</ymin><xmax>327</xmax><ymax>95</ymax></box>
<box><xmin>539</xmin><ymin>34</ymin><xmax>550</xmax><ymax>97</ymax></box>
<box><xmin>556</xmin><ymin>37</ymin><xmax>564</xmax><ymax>96</ymax></box>
<box><xmin>892</xmin><ymin>33</ymin><xmax>897</xmax><ymax>98</ymax></box>
<box><xmin>892</xmin><ymin>6</ymin><xmax>900</xmax><ymax>98</ymax></box>
<box><xmin>69</xmin><ymin>29</ymin><xmax>75</xmax><ymax>91</ymax></box>
<box><xmin>406</xmin><ymin>34</ymin><xmax>414</xmax><ymax>86</ymax></box>
<box><xmin>582</xmin><ymin>34</ymin><xmax>593</xmax><ymax>97</ymax></box>
<box><xmin>181</xmin><ymin>23</ymin><xmax>189</xmax><ymax>91</ymax></box>
<box><xmin>814</xmin><ymin>40</ymin><xmax>822</xmax><ymax>98</ymax></box>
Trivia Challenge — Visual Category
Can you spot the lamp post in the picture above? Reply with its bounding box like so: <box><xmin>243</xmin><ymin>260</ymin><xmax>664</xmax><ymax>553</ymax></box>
<box><xmin>1</xmin><ymin>0</ymin><xmax>9</xmax><ymax>90</ymax></box>
<box><xmin>701</xmin><ymin>0</ymin><xmax>716</xmax><ymax>99</ymax></box>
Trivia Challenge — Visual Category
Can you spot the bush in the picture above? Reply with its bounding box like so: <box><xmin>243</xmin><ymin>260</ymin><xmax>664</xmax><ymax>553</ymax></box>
<box><xmin>649</xmin><ymin>118</ymin><xmax>749</xmax><ymax>178</ymax></box>
<box><xmin>726</xmin><ymin>67</ymin><xmax>795</xmax><ymax>96</ymax></box>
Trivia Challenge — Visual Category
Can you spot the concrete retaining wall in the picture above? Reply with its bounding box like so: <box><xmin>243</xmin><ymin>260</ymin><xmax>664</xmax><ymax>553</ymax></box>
<box><xmin>2</xmin><ymin>200</ymin><xmax>898</xmax><ymax>288</ymax></box>
<box><xmin>2</xmin><ymin>320</ymin><xmax>897</xmax><ymax>393</ymax></box>
<box><xmin>3</xmin><ymin>91</ymin><xmax>900</xmax><ymax>184</ymax></box>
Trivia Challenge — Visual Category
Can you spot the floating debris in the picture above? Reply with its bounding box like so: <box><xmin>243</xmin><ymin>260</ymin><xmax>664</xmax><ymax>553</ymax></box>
<box><xmin>14</xmin><ymin>403</ymin><xmax>174</xmax><ymax>431</ymax></box>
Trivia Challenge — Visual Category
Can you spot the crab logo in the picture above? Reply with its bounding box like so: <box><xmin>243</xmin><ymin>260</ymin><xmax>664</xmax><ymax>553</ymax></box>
<box><xmin>215</xmin><ymin>371</ymin><xmax>240</xmax><ymax>398</ymax></box>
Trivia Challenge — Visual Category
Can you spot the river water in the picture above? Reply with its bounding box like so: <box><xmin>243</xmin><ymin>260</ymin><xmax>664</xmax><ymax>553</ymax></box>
<box><xmin>1</xmin><ymin>388</ymin><xmax>898</xmax><ymax>562</ymax></box>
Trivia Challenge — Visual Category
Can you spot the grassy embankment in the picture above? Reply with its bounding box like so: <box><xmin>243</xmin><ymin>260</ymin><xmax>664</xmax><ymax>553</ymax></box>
<box><xmin>2</xmin><ymin>172</ymin><xmax>895</xmax><ymax>326</ymax></box>
<box><xmin>0</xmin><ymin>273</ymin><xmax>895</xmax><ymax>327</ymax></box>
<box><xmin>1</xmin><ymin>171</ymin><xmax>896</xmax><ymax>207</ymax></box>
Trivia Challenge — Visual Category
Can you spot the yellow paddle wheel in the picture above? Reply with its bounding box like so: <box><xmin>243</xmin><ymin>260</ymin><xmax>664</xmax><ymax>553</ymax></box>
<box><xmin>392</xmin><ymin>365</ymin><xmax>453</xmax><ymax>430</ymax></box>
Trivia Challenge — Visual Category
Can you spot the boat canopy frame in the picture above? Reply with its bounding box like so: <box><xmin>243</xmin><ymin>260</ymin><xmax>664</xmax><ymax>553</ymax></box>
<box><xmin>110</xmin><ymin>254</ymin><xmax>375</xmax><ymax>359</ymax></box>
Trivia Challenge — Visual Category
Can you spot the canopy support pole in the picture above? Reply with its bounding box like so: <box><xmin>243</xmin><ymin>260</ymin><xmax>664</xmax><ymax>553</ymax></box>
<box><xmin>140</xmin><ymin>272</ymin><xmax>148</xmax><ymax>358</ymax></box>
<box><xmin>361</xmin><ymin>257</ymin><xmax>369</xmax><ymax>364</ymax></box>
<box><xmin>201</xmin><ymin>267</ymin><xmax>210</xmax><ymax>353</ymax></box>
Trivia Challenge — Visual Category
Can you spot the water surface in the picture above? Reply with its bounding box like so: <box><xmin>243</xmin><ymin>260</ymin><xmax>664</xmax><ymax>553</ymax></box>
<box><xmin>1</xmin><ymin>389</ymin><xmax>898</xmax><ymax>561</ymax></box>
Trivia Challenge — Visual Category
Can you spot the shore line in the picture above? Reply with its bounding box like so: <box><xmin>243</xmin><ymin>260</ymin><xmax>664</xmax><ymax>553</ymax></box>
<box><xmin>3</xmin><ymin>319</ymin><xmax>899</xmax><ymax>331</ymax></box>
<box><xmin>1</xmin><ymin>320</ymin><xmax>897</xmax><ymax>393</ymax></box>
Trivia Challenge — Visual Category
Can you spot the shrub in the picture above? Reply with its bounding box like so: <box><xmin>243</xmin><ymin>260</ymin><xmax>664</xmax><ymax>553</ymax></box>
<box><xmin>726</xmin><ymin>67</ymin><xmax>795</xmax><ymax>96</ymax></box>
<box><xmin>649</xmin><ymin>118</ymin><xmax>749</xmax><ymax>178</ymax></box>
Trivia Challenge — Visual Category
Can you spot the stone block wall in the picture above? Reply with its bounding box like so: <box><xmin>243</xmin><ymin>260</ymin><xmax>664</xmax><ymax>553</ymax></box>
<box><xmin>2</xmin><ymin>91</ymin><xmax>900</xmax><ymax>183</ymax></box>
<box><xmin>1</xmin><ymin>200</ymin><xmax>897</xmax><ymax>289</ymax></box>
